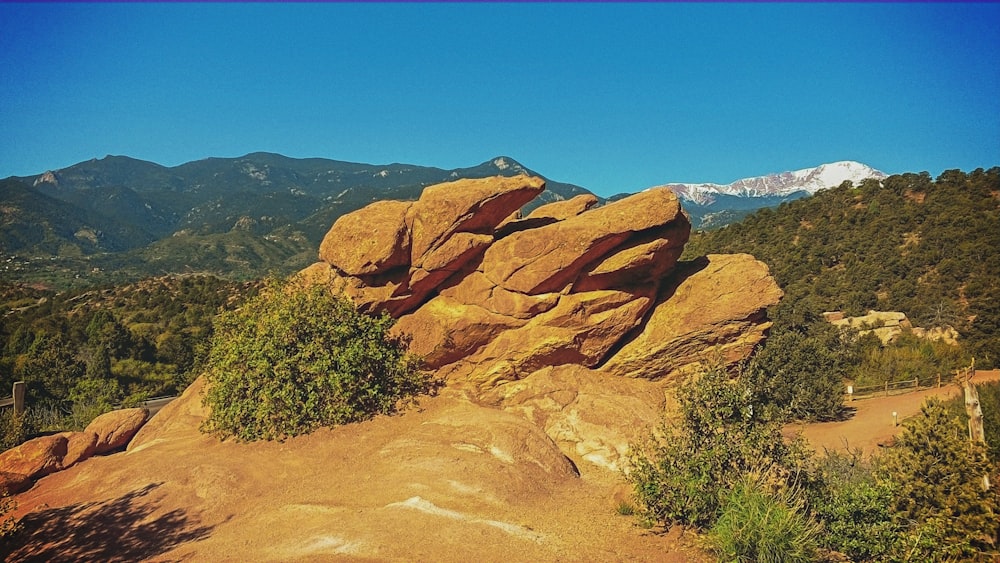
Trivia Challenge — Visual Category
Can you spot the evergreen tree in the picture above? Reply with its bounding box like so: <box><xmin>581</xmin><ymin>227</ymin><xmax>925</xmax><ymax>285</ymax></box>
<box><xmin>880</xmin><ymin>398</ymin><xmax>999</xmax><ymax>561</ymax></box>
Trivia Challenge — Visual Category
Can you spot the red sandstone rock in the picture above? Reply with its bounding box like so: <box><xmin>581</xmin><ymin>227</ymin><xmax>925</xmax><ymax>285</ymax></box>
<box><xmin>300</xmin><ymin>180</ymin><xmax>776</xmax><ymax>402</ymax></box>
<box><xmin>0</xmin><ymin>434</ymin><xmax>67</xmax><ymax>480</ymax></box>
<box><xmin>58</xmin><ymin>431</ymin><xmax>99</xmax><ymax>469</ymax></box>
<box><xmin>319</xmin><ymin>200</ymin><xmax>412</xmax><ymax>276</ymax></box>
<box><xmin>85</xmin><ymin>408</ymin><xmax>149</xmax><ymax>455</ymax></box>
<box><xmin>525</xmin><ymin>193</ymin><xmax>599</xmax><ymax>221</ymax></box>
<box><xmin>481</xmin><ymin>188</ymin><xmax>688</xmax><ymax>295</ymax></box>
<box><xmin>600</xmin><ymin>254</ymin><xmax>783</xmax><ymax>380</ymax></box>
<box><xmin>0</xmin><ymin>470</ymin><xmax>32</xmax><ymax>495</ymax></box>
<box><xmin>408</xmin><ymin>175</ymin><xmax>545</xmax><ymax>268</ymax></box>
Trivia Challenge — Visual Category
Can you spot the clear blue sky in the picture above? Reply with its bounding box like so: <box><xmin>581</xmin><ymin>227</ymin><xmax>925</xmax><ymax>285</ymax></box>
<box><xmin>1</xmin><ymin>3</ymin><xmax>997</xmax><ymax>198</ymax></box>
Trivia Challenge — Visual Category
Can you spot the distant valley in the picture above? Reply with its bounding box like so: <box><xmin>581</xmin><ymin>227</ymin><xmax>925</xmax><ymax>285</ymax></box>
<box><xmin>1</xmin><ymin>153</ymin><xmax>884</xmax><ymax>288</ymax></box>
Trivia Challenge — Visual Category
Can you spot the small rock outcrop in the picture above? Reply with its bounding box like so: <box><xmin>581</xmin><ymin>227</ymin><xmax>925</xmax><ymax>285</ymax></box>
<box><xmin>302</xmin><ymin>174</ymin><xmax>781</xmax><ymax>395</ymax></box>
<box><xmin>823</xmin><ymin>310</ymin><xmax>960</xmax><ymax>346</ymax></box>
<box><xmin>0</xmin><ymin>407</ymin><xmax>149</xmax><ymax>494</ymax></box>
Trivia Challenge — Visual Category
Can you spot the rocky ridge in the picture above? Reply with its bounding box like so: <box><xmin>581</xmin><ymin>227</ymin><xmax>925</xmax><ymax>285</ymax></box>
<box><xmin>299</xmin><ymin>174</ymin><xmax>782</xmax><ymax>468</ymax></box>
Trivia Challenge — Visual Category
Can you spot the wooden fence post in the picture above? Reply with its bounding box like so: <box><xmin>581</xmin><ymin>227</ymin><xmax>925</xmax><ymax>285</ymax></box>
<box><xmin>12</xmin><ymin>381</ymin><xmax>26</xmax><ymax>416</ymax></box>
<box><xmin>962</xmin><ymin>361</ymin><xmax>989</xmax><ymax>491</ymax></box>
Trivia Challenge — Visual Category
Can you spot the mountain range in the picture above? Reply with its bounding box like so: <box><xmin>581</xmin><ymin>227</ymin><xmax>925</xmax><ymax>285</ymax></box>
<box><xmin>648</xmin><ymin>161</ymin><xmax>887</xmax><ymax>228</ymax></box>
<box><xmin>0</xmin><ymin>153</ymin><xmax>885</xmax><ymax>287</ymax></box>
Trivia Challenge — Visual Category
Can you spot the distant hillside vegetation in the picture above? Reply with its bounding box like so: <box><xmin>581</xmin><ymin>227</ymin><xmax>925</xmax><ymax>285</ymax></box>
<box><xmin>2</xmin><ymin>154</ymin><xmax>594</xmax><ymax>289</ymax></box>
<box><xmin>683</xmin><ymin>167</ymin><xmax>1000</xmax><ymax>366</ymax></box>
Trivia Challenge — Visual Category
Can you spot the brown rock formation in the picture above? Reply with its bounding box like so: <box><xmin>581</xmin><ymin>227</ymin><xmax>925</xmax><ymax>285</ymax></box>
<box><xmin>301</xmin><ymin>175</ymin><xmax>779</xmax><ymax>398</ymax></box>
<box><xmin>307</xmin><ymin>175</ymin><xmax>545</xmax><ymax>317</ymax></box>
<box><xmin>59</xmin><ymin>431</ymin><xmax>99</xmax><ymax>469</ymax></box>
<box><xmin>319</xmin><ymin>199</ymin><xmax>412</xmax><ymax>276</ymax></box>
<box><xmin>0</xmin><ymin>470</ymin><xmax>31</xmax><ymax>496</ymax></box>
<box><xmin>85</xmin><ymin>407</ymin><xmax>149</xmax><ymax>454</ymax></box>
<box><xmin>295</xmin><ymin>175</ymin><xmax>781</xmax><ymax>468</ymax></box>
<box><xmin>524</xmin><ymin>193</ymin><xmax>599</xmax><ymax>221</ymax></box>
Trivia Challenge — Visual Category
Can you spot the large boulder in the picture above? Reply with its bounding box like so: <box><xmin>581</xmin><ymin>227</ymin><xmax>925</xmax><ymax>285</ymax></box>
<box><xmin>486</xmin><ymin>364</ymin><xmax>669</xmax><ymax>472</ymax></box>
<box><xmin>58</xmin><ymin>431</ymin><xmax>99</xmax><ymax>469</ymax></box>
<box><xmin>0</xmin><ymin>470</ymin><xmax>32</xmax><ymax>496</ymax></box>
<box><xmin>319</xmin><ymin>200</ymin><xmax>412</xmax><ymax>276</ymax></box>
<box><xmin>481</xmin><ymin>188</ymin><xmax>688</xmax><ymax>295</ymax></box>
<box><xmin>85</xmin><ymin>407</ymin><xmax>149</xmax><ymax>455</ymax></box>
<box><xmin>299</xmin><ymin>175</ymin><xmax>545</xmax><ymax>317</ymax></box>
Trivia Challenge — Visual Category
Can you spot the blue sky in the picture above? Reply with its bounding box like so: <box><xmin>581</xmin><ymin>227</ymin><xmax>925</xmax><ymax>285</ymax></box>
<box><xmin>1</xmin><ymin>3</ymin><xmax>997</xmax><ymax>198</ymax></box>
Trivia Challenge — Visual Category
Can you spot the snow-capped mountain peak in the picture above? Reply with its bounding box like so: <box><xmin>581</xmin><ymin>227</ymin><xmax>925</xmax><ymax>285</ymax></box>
<box><xmin>655</xmin><ymin>161</ymin><xmax>887</xmax><ymax>206</ymax></box>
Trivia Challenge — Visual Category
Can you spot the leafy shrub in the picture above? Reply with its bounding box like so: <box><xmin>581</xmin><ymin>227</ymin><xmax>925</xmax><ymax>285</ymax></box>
<box><xmin>809</xmin><ymin>450</ymin><xmax>900</xmax><ymax>562</ymax></box>
<box><xmin>626</xmin><ymin>363</ymin><xmax>809</xmax><ymax>529</ymax></box>
<box><xmin>709</xmin><ymin>470</ymin><xmax>820</xmax><ymax>563</ymax></box>
<box><xmin>750</xmin><ymin>323</ymin><xmax>855</xmax><ymax>422</ymax></box>
<box><xmin>200</xmin><ymin>280</ymin><xmax>435</xmax><ymax>442</ymax></box>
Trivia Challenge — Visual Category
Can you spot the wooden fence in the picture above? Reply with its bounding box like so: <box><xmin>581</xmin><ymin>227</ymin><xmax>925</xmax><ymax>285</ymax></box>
<box><xmin>0</xmin><ymin>382</ymin><xmax>26</xmax><ymax>415</ymax></box>
<box><xmin>846</xmin><ymin>367</ymin><xmax>1000</xmax><ymax>401</ymax></box>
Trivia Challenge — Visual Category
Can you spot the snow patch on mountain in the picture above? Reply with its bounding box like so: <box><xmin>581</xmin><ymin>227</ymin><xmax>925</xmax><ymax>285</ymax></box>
<box><xmin>654</xmin><ymin>161</ymin><xmax>887</xmax><ymax>206</ymax></box>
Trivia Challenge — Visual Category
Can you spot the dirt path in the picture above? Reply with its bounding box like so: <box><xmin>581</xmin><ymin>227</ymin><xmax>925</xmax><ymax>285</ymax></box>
<box><xmin>787</xmin><ymin>370</ymin><xmax>1000</xmax><ymax>455</ymax></box>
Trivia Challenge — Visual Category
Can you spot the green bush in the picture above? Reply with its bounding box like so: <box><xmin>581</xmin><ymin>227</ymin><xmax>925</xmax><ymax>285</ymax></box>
<box><xmin>0</xmin><ymin>494</ymin><xmax>17</xmax><ymax>539</ymax></box>
<box><xmin>0</xmin><ymin>409</ymin><xmax>33</xmax><ymax>452</ymax></box>
<box><xmin>709</xmin><ymin>470</ymin><xmax>820</xmax><ymax>563</ymax></box>
<box><xmin>809</xmin><ymin>450</ymin><xmax>900</xmax><ymax>562</ymax></box>
<box><xmin>879</xmin><ymin>398</ymin><xmax>999</xmax><ymax>562</ymax></box>
<box><xmin>750</xmin><ymin>324</ymin><xmax>854</xmax><ymax>422</ymax></box>
<box><xmin>200</xmin><ymin>280</ymin><xmax>435</xmax><ymax>442</ymax></box>
<box><xmin>626</xmin><ymin>363</ymin><xmax>809</xmax><ymax>529</ymax></box>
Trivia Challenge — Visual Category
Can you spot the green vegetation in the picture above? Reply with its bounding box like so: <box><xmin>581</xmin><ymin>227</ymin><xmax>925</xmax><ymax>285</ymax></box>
<box><xmin>626</xmin><ymin>363</ymin><xmax>810</xmax><ymax>529</ymax></box>
<box><xmin>709</xmin><ymin>470</ymin><xmax>820</xmax><ymax>563</ymax></box>
<box><xmin>0</xmin><ymin>275</ymin><xmax>253</xmax><ymax>442</ymax></box>
<box><xmin>809</xmin><ymin>450</ymin><xmax>899</xmax><ymax>562</ymax></box>
<box><xmin>200</xmin><ymin>280</ymin><xmax>436</xmax><ymax>442</ymax></box>
<box><xmin>879</xmin><ymin>398</ymin><xmax>998</xmax><ymax>562</ymax></box>
<box><xmin>629</xmin><ymin>364</ymin><xmax>1000</xmax><ymax>562</ymax></box>
<box><xmin>683</xmin><ymin>168</ymin><xmax>997</xmax><ymax>419</ymax></box>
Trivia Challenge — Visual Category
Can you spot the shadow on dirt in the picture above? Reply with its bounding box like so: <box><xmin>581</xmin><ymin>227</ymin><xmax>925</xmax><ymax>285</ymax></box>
<box><xmin>2</xmin><ymin>483</ymin><xmax>214</xmax><ymax>563</ymax></box>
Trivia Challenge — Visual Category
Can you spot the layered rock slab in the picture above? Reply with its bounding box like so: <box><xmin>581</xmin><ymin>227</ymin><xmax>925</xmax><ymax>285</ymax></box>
<box><xmin>600</xmin><ymin>254</ymin><xmax>783</xmax><ymax>380</ymax></box>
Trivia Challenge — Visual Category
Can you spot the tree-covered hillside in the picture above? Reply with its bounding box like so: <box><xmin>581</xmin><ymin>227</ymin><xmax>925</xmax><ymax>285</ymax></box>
<box><xmin>0</xmin><ymin>275</ymin><xmax>256</xmax><ymax>413</ymax></box>
<box><xmin>683</xmin><ymin>168</ymin><xmax>1000</xmax><ymax>367</ymax></box>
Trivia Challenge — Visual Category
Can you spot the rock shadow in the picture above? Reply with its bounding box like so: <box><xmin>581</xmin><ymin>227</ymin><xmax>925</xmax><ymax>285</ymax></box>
<box><xmin>2</xmin><ymin>483</ymin><xmax>215</xmax><ymax>563</ymax></box>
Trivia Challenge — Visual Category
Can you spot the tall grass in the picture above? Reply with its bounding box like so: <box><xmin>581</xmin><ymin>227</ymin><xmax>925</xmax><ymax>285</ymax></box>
<box><xmin>709</xmin><ymin>470</ymin><xmax>820</xmax><ymax>563</ymax></box>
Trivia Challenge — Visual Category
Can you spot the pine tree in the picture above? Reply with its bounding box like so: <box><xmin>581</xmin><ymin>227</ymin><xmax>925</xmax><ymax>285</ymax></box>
<box><xmin>880</xmin><ymin>398</ymin><xmax>999</xmax><ymax>561</ymax></box>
